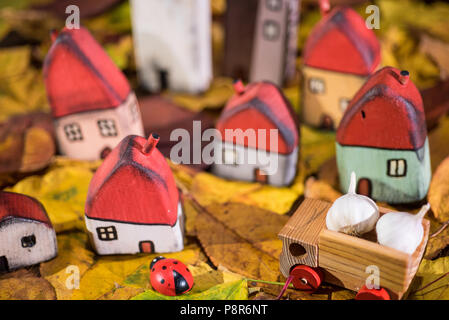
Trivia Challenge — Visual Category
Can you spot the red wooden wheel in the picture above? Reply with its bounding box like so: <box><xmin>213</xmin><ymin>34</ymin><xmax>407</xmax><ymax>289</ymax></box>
<box><xmin>355</xmin><ymin>285</ymin><xmax>390</xmax><ymax>300</ymax></box>
<box><xmin>290</xmin><ymin>265</ymin><xmax>324</xmax><ymax>291</ymax></box>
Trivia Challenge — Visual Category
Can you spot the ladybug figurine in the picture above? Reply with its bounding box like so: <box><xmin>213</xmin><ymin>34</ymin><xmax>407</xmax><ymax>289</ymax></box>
<box><xmin>150</xmin><ymin>256</ymin><xmax>194</xmax><ymax>296</ymax></box>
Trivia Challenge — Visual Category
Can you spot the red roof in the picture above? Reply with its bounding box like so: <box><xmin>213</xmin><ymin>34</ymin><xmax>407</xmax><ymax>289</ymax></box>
<box><xmin>0</xmin><ymin>192</ymin><xmax>52</xmax><ymax>228</ymax></box>
<box><xmin>303</xmin><ymin>6</ymin><xmax>380</xmax><ymax>76</ymax></box>
<box><xmin>337</xmin><ymin>67</ymin><xmax>427</xmax><ymax>150</ymax></box>
<box><xmin>44</xmin><ymin>26</ymin><xmax>131</xmax><ymax>118</ymax></box>
<box><xmin>85</xmin><ymin>135</ymin><xmax>179</xmax><ymax>226</ymax></box>
<box><xmin>216</xmin><ymin>81</ymin><xmax>299</xmax><ymax>154</ymax></box>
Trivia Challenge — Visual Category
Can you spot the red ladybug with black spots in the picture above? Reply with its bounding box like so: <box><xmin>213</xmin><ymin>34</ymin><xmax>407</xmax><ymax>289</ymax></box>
<box><xmin>150</xmin><ymin>256</ymin><xmax>194</xmax><ymax>296</ymax></box>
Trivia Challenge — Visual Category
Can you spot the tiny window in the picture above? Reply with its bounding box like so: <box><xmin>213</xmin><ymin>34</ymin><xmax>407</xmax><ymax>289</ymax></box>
<box><xmin>97</xmin><ymin>226</ymin><xmax>118</xmax><ymax>241</ymax></box>
<box><xmin>387</xmin><ymin>159</ymin><xmax>407</xmax><ymax>177</ymax></box>
<box><xmin>64</xmin><ymin>123</ymin><xmax>83</xmax><ymax>141</ymax></box>
<box><xmin>222</xmin><ymin>148</ymin><xmax>238</xmax><ymax>165</ymax></box>
<box><xmin>97</xmin><ymin>119</ymin><xmax>118</xmax><ymax>137</ymax></box>
<box><xmin>340</xmin><ymin>98</ymin><xmax>351</xmax><ymax>112</ymax></box>
<box><xmin>21</xmin><ymin>235</ymin><xmax>36</xmax><ymax>248</ymax></box>
<box><xmin>309</xmin><ymin>78</ymin><xmax>325</xmax><ymax>94</ymax></box>
<box><xmin>262</xmin><ymin>20</ymin><xmax>281</xmax><ymax>41</ymax></box>
<box><xmin>266</xmin><ymin>0</ymin><xmax>282</xmax><ymax>11</ymax></box>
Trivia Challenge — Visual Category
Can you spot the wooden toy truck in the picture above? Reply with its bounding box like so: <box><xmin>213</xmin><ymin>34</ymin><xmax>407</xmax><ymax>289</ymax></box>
<box><xmin>278</xmin><ymin>198</ymin><xmax>430</xmax><ymax>300</ymax></box>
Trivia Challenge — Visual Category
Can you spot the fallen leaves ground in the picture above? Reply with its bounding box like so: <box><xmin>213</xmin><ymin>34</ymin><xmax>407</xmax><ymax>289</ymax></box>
<box><xmin>1</xmin><ymin>0</ymin><xmax>449</xmax><ymax>300</ymax></box>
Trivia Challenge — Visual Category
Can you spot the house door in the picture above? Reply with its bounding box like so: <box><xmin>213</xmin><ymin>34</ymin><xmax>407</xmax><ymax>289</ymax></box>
<box><xmin>158</xmin><ymin>69</ymin><xmax>169</xmax><ymax>91</ymax></box>
<box><xmin>0</xmin><ymin>256</ymin><xmax>9</xmax><ymax>273</ymax></box>
<box><xmin>139</xmin><ymin>241</ymin><xmax>155</xmax><ymax>253</ymax></box>
<box><xmin>357</xmin><ymin>178</ymin><xmax>372</xmax><ymax>198</ymax></box>
<box><xmin>254</xmin><ymin>168</ymin><xmax>268</xmax><ymax>184</ymax></box>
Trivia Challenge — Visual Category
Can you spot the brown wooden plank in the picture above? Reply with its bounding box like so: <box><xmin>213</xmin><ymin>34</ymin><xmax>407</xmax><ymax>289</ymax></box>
<box><xmin>278</xmin><ymin>198</ymin><xmax>329</xmax><ymax>273</ymax></box>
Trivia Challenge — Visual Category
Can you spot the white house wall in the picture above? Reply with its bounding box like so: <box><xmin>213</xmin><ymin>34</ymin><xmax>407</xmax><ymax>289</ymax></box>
<box><xmin>85</xmin><ymin>203</ymin><xmax>184</xmax><ymax>255</ymax></box>
<box><xmin>54</xmin><ymin>93</ymin><xmax>144</xmax><ymax>160</ymax></box>
<box><xmin>131</xmin><ymin>0</ymin><xmax>212</xmax><ymax>93</ymax></box>
<box><xmin>212</xmin><ymin>142</ymin><xmax>298</xmax><ymax>186</ymax></box>
<box><xmin>0</xmin><ymin>218</ymin><xmax>57</xmax><ymax>270</ymax></box>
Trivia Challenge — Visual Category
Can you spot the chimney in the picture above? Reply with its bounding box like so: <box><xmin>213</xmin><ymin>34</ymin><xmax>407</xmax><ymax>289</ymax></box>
<box><xmin>233</xmin><ymin>79</ymin><xmax>245</xmax><ymax>95</ymax></box>
<box><xmin>319</xmin><ymin>0</ymin><xmax>330</xmax><ymax>16</ymax></box>
<box><xmin>142</xmin><ymin>133</ymin><xmax>160</xmax><ymax>155</ymax></box>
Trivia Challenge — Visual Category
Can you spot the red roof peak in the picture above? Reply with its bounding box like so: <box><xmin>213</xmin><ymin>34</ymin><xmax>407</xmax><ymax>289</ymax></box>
<box><xmin>44</xmin><ymin>26</ymin><xmax>131</xmax><ymax>118</ymax></box>
<box><xmin>303</xmin><ymin>6</ymin><xmax>380</xmax><ymax>76</ymax></box>
<box><xmin>86</xmin><ymin>135</ymin><xmax>179</xmax><ymax>226</ymax></box>
<box><xmin>337</xmin><ymin>67</ymin><xmax>426</xmax><ymax>150</ymax></box>
<box><xmin>216</xmin><ymin>81</ymin><xmax>299</xmax><ymax>154</ymax></box>
<box><xmin>0</xmin><ymin>192</ymin><xmax>52</xmax><ymax>228</ymax></box>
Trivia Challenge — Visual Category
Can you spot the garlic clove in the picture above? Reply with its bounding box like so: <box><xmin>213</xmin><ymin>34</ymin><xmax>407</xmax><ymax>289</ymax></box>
<box><xmin>326</xmin><ymin>172</ymin><xmax>379</xmax><ymax>236</ymax></box>
<box><xmin>376</xmin><ymin>203</ymin><xmax>430</xmax><ymax>254</ymax></box>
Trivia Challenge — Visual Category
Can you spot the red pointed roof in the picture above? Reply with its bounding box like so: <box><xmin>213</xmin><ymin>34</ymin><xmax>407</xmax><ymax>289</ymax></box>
<box><xmin>303</xmin><ymin>6</ymin><xmax>380</xmax><ymax>76</ymax></box>
<box><xmin>0</xmin><ymin>192</ymin><xmax>52</xmax><ymax>228</ymax></box>
<box><xmin>216</xmin><ymin>81</ymin><xmax>299</xmax><ymax>154</ymax></box>
<box><xmin>85</xmin><ymin>134</ymin><xmax>179</xmax><ymax>226</ymax></box>
<box><xmin>337</xmin><ymin>67</ymin><xmax>427</xmax><ymax>150</ymax></box>
<box><xmin>44</xmin><ymin>26</ymin><xmax>131</xmax><ymax>118</ymax></box>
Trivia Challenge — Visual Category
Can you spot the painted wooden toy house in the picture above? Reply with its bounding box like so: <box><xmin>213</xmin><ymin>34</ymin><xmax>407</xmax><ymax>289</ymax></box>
<box><xmin>85</xmin><ymin>134</ymin><xmax>184</xmax><ymax>255</ymax></box>
<box><xmin>130</xmin><ymin>0</ymin><xmax>212</xmax><ymax>93</ymax></box>
<box><xmin>302</xmin><ymin>0</ymin><xmax>381</xmax><ymax>129</ymax></box>
<box><xmin>224</xmin><ymin>0</ymin><xmax>299</xmax><ymax>86</ymax></box>
<box><xmin>336</xmin><ymin>67</ymin><xmax>431</xmax><ymax>204</ymax></box>
<box><xmin>0</xmin><ymin>192</ymin><xmax>57</xmax><ymax>273</ymax></box>
<box><xmin>212</xmin><ymin>81</ymin><xmax>299</xmax><ymax>186</ymax></box>
<box><xmin>44</xmin><ymin>26</ymin><xmax>144</xmax><ymax>161</ymax></box>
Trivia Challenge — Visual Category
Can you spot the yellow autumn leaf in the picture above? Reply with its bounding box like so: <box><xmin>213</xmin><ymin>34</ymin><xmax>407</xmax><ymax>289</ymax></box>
<box><xmin>6</xmin><ymin>166</ymin><xmax>93</xmax><ymax>232</ymax></box>
<box><xmin>409</xmin><ymin>257</ymin><xmax>449</xmax><ymax>300</ymax></box>
<box><xmin>39</xmin><ymin>232</ymin><xmax>95</xmax><ymax>300</ymax></box>
<box><xmin>132</xmin><ymin>279</ymin><xmax>248</xmax><ymax>300</ymax></box>
<box><xmin>169</xmin><ymin>77</ymin><xmax>235</xmax><ymax>112</ymax></box>
<box><xmin>74</xmin><ymin>245</ymin><xmax>204</xmax><ymax>300</ymax></box>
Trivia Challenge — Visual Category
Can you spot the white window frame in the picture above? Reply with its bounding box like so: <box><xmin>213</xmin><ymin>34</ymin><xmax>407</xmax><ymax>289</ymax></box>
<box><xmin>222</xmin><ymin>148</ymin><xmax>238</xmax><ymax>166</ymax></box>
<box><xmin>309</xmin><ymin>77</ymin><xmax>325</xmax><ymax>94</ymax></box>
<box><xmin>387</xmin><ymin>159</ymin><xmax>407</xmax><ymax>177</ymax></box>
<box><xmin>97</xmin><ymin>226</ymin><xmax>118</xmax><ymax>241</ymax></box>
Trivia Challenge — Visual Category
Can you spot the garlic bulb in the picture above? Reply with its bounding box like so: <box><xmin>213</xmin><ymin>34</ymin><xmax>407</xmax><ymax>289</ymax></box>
<box><xmin>376</xmin><ymin>203</ymin><xmax>430</xmax><ymax>254</ymax></box>
<box><xmin>326</xmin><ymin>172</ymin><xmax>379</xmax><ymax>236</ymax></box>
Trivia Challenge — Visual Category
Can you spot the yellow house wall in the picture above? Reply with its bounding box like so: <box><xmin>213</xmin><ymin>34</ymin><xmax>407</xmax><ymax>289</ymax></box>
<box><xmin>301</xmin><ymin>66</ymin><xmax>367</xmax><ymax>129</ymax></box>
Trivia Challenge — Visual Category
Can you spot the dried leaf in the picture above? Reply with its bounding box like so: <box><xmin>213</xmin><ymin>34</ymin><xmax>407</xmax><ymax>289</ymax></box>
<box><xmin>428</xmin><ymin>156</ymin><xmax>449</xmax><ymax>223</ymax></box>
<box><xmin>409</xmin><ymin>257</ymin><xmax>449</xmax><ymax>300</ymax></box>
<box><xmin>6</xmin><ymin>166</ymin><xmax>93</xmax><ymax>232</ymax></box>
<box><xmin>0</xmin><ymin>274</ymin><xmax>56</xmax><ymax>300</ymax></box>
<box><xmin>203</xmin><ymin>202</ymin><xmax>288</xmax><ymax>259</ymax></box>
<box><xmin>132</xmin><ymin>279</ymin><xmax>248</xmax><ymax>300</ymax></box>
<box><xmin>77</xmin><ymin>246</ymin><xmax>204</xmax><ymax>300</ymax></box>
<box><xmin>195</xmin><ymin>204</ymin><xmax>281</xmax><ymax>282</ymax></box>
<box><xmin>39</xmin><ymin>232</ymin><xmax>95</xmax><ymax>300</ymax></box>
<box><xmin>169</xmin><ymin>77</ymin><xmax>235</xmax><ymax>112</ymax></box>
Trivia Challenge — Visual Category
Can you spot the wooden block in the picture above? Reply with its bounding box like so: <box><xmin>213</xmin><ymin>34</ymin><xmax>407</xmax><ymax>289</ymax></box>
<box><xmin>44</xmin><ymin>26</ymin><xmax>144</xmax><ymax>161</ymax></box>
<box><xmin>212</xmin><ymin>81</ymin><xmax>300</xmax><ymax>186</ymax></box>
<box><xmin>223</xmin><ymin>0</ymin><xmax>259</xmax><ymax>81</ymax></box>
<box><xmin>279</xmin><ymin>198</ymin><xmax>429</xmax><ymax>299</ymax></box>
<box><xmin>223</xmin><ymin>0</ymin><xmax>299</xmax><ymax>86</ymax></box>
<box><xmin>319</xmin><ymin>207</ymin><xmax>430</xmax><ymax>299</ymax></box>
<box><xmin>301</xmin><ymin>2</ymin><xmax>380</xmax><ymax>129</ymax></box>
<box><xmin>0</xmin><ymin>191</ymin><xmax>57</xmax><ymax>273</ymax></box>
<box><xmin>130</xmin><ymin>0</ymin><xmax>212</xmax><ymax>93</ymax></box>
<box><xmin>278</xmin><ymin>198</ymin><xmax>329</xmax><ymax>274</ymax></box>
<box><xmin>85</xmin><ymin>133</ymin><xmax>184</xmax><ymax>255</ymax></box>
<box><xmin>336</xmin><ymin>67</ymin><xmax>431</xmax><ymax>204</ymax></box>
